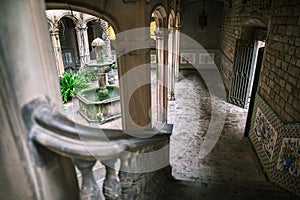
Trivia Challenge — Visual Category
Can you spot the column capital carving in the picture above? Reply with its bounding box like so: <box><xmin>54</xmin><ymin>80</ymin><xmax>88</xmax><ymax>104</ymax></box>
<box><xmin>168</xmin><ymin>27</ymin><xmax>176</xmax><ymax>31</ymax></box>
<box><xmin>155</xmin><ymin>30</ymin><xmax>169</xmax><ymax>38</ymax></box>
<box><xmin>75</xmin><ymin>25</ymin><xmax>88</xmax><ymax>31</ymax></box>
<box><xmin>50</xmin><ymin>28</ymin><xmax>59</xmax><ymax>35</ymax></box>
<box><xmin>175</xmin><ymin>25</ymin><xmax>181</xmax><ymax>30</ymax></box>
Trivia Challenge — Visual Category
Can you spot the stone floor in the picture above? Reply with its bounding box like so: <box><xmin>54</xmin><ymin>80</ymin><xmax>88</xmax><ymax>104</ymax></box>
<box><xmin>167</xmin><ymin>71</ymin><xmax>262</xmax><ymax>183</ymax></box>
<box><xmin>161</xmin><ymin>71</ymin><xmax>298</xmax><ymax>199</ymax></box>
<box><xmin>64</xmin><ymin>70</ymin><xmax>298</xmax><ymax>199</ymax></box>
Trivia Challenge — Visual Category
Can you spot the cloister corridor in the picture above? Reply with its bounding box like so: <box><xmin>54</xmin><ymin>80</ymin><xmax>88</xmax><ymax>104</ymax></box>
<box><xmin>64</xmin><ymin>69</ymin><xmax>295</xmax><ymax>199</ymax></box>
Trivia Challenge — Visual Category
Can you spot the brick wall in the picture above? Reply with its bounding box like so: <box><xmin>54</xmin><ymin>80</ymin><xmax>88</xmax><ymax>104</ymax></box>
<box><xmin>219</xmin><ymin>4</ymin><xmax>243</xmax><ymax>92</ymax></box>
<box><xmin>219</xmin><ymin>0</ymin><xmax>300</xmax><ymax>122</ymax></box>
<box><xmin>219</xmin><ymin>0</ymin><xmax>300</xmax><ymax>195</ymax></box>
<box><xmin>258</xmin><ymin>0</ymin><xmax>300</xmax><ymax>121</ymax></box>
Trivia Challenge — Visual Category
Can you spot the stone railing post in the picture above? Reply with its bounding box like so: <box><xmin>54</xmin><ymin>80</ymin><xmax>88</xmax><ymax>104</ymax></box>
<box><xmin>102</xmin><ymin>159</ymin><xmax>121</xmax><ymax>200</ymax></box>
<box><xmin>74</xmin><ymin>159</ymin><xmax>100</xmax><ymax>200</ymax></box>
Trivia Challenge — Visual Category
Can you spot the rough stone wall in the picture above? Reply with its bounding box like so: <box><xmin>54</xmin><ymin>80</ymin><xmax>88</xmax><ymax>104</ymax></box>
<box><xmin>219</xmin><ymin>4</ymin><xmax>243</xmax><ymax>63</ymax></box>
<box><xmin>218</xmin><ymin>4</ymin><xmax>243</xmax><ymax>90</ymax></box>
<box><xmin>219</xmin><ymin>0</ymin><xmax>300</xmax><ymax>195</ymax></box>
<box><xmin>258</xmin><ymin>0</ymin><xmax>300</xmax><ymax>121</ymax></box>
<box><xmin>219</xmin><ymin>0</ymin><xmax>300</xmax><ymax>121</ymax></box>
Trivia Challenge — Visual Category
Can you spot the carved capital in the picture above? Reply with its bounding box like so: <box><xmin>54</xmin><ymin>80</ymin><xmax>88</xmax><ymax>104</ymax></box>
<box><xmin>75</xmin><ymin>25</ymin><xmax>88</xmax><ymax>31</ymax></box>
<box><xmin>155</xmin><ymin>30</ymin><xmax>169</xmax><ymax>39</ymax></box>
<box><xmin>50</xmin><ymin>28</ymin><xmax>59</xmax><ymax>35</ymax></box>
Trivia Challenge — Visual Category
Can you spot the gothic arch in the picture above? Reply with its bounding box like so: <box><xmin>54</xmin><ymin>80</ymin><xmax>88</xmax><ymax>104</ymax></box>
<box><xmin>168</xmin><ymin>10</ymin><xmax>176</xmax><ymax>29</ymax></box>
<box><xmin>46</xmin><ymin>0</ymin><xmax>159</xmax><ymax>129</ymax></box>
<box><xmin>45</xmin><ymin>3</ymin><xmax>120</xmax><ymax>34</ymax></box>
<box><xmin>175</xmin><ymin>11</ymin><xmax>180</xmax><ymax>28</ymax></box>
<box><xmin>46</xmin><ymin>17</ymin><xmax>55</xmax><ymax>31</ymax></box>
<box><xmin>152</xmin><ymin>5</ymin><xmax>168</xmax><ymax>28</ymax></box>
<box><xmin>241</xmin><ymin>16</ymin><xmax>269</xmax><ymax>28</ymax></box>
<box><xmin>56</xmin><ymin>12</ymin><xmax>79</xmax><ymax>25</ymax></box>
<box><xmin>84</xmin><ymin>16</ymin><xmax>99</xmax><ymax>25</ymax></box>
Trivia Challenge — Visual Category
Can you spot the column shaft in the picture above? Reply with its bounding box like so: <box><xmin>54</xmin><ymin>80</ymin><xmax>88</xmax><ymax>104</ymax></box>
<box><xmin>155</xmin><ymin>30</ymin><xmax>168</xmax><ymax>123</ymax></box>
<box><xmin>50</xmin><ymin>28</ymin><xmax>64</xmax><ymax>76</ymax></box>
<box><xmin>75</xmin><ymin>26</ymin><xmax>90</xmax><ymax>66</ymax></box>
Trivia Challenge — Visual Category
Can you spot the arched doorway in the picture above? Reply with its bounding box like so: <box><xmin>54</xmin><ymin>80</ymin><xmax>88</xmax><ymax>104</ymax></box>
<box><xmin>58</xmin><ymin>17</ymin><xmax>80</xmax><ymax>69</ymax></box>
<box><xmin>227</xmin><ymin>17</ymin><xmax>268</xmax><ymax>136</ymax></box>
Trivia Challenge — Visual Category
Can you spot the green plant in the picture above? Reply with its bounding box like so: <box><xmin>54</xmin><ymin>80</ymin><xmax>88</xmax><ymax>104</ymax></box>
<box><xmin>110</xmin><ymin>62</ymin><xmax>117</xmax><ymax>69</ymax></box>
<box><xmin>98</xmin><ymin>90</ymin><xmax>110</xmax><ymax>101</ymax></box>
<box><xmin>59</xmin><ymin>71</ymin><xmax>90</xmax><ymax>103</ymax></box>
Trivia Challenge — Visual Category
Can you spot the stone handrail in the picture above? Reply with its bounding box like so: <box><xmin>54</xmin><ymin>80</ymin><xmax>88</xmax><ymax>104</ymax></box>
<box><xmin>23</xmin><ymin>99</ymin><xmax>172</xmax><ymax>200</ymax></box>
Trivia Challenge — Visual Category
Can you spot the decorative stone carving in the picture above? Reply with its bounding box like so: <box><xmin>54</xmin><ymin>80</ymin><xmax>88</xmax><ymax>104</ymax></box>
<box><xmin>102</xmin><ymin>160</ymin><xmax>122</xmax><ymax>200</ymax></box>
<box><xmin>100</xmin><ymin>19</ymin><xmax>112</xmax><ymax>62</ymax></box>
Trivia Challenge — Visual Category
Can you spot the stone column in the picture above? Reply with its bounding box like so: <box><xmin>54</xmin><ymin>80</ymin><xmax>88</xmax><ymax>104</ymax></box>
<box><xmin>75</xmin><ymin>25</ymin><xmax>90</xmax><ymax>66</ymax></box>
<box><xmin>0</xmin><ymin>0</ymin><xmax>79</xmax><ymax>198</ymax></box>
<box><xmin>50</xmin><ymin>27</ymin><xmax>64</xmax><ymax>76</ymax></box>
<box><xmin>116</xmin><ymin>26</ymin><xmax>152</xmax><ymax>130</ymax></box>
<box><xmin>168</xmin><ymin>27</ymin><xmax>175</xmax><ymax>100</ymax></box>
<box><xmin>174</xmin><ymin>26</ymin><xmax>180</xmax><ymax>81</ymax></box>
<box><xmin>155</xmin><ymin>29</ymin><xmax>168</xmax><ymax>123</ymax></box>
<box><xmin>117</xmin><ymin>48</ymin><xmax>152</xmax><ymax>130</ymax></box>
<box><xmin>100</xmin><ymin>19</ymin><xmax>112</xmax><ymax>62</ymax></box>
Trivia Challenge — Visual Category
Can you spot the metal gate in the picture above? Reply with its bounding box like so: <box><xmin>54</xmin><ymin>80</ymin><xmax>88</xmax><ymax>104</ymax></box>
<box><xmin>228</xmin><ymin>39</ymin><xmax>257</xmax><ymax>108</ymax></box>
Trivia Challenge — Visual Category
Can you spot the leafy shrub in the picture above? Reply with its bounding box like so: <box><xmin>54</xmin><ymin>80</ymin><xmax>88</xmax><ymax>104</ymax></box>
<box><xmin>59</xmin><ymin>71</ymin><xmax>90</xmax><ymax>103</ymax></box>
<box><xmin>98</xmin><ymin>91</ymin><xmax>110</xmax><ymax>101</ymax></box>
<box><xmin>106</xmin><ymin>85</ymin><xmax>119</xmax><ymax>97</ymax></box>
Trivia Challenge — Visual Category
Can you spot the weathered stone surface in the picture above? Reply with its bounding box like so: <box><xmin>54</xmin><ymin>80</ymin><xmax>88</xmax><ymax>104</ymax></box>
<box><xmin>161</xmin><ymin>72</ymin><xmax>295</xmax><ymax>199</ymax></box>
<box><xmin>220</xmin><ymin>0</ymin><xmax>300</xmax><ymax>122</ymax></box>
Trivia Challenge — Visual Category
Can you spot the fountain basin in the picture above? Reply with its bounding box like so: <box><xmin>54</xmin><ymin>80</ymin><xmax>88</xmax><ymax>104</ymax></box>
<box><xmin>76</xmin><ymin>87</ymin><xmax>121</xmax><ymax>123</ymax></box>
<box><xmin>85</xmin><ymin>61</ymin><xmax>114</xmax><ymax>74</ymax></box>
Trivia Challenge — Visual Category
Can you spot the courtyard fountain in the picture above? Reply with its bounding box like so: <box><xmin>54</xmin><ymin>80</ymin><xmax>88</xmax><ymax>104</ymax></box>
<box><xmin>76</xmin><ymin>37</ymin><xmax>121</xmax><ymax>123</ymax></box>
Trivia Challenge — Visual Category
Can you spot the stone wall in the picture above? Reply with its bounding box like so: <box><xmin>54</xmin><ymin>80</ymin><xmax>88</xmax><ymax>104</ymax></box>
<box><xmin>258</xmin><ymin>0</ymin><xmax>300</xmax><ymax>122</ymax></box>
<box><xmin>180</xmin><ymin>0</ymin><xmax>223</xmax><ymax>49</ymax></box>
<box><xmin>219</xmin><ymin>0</ymin><xmax>300</xmax><ymax>121</ymax></box>
<box><xmin>179</xmin><ymin>0</ymin><xmax>223</xmax><ymax>70</ymax></box>
<box><xmin>219</xmin><ymin>0</ymin><xmax>300</xmax><ymax>195</ymax></box>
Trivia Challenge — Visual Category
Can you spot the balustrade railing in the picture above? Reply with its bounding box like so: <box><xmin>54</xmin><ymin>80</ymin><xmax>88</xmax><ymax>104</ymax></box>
<box><xmin>23</xmin><ymin>99</ymin><xmax>172</xmax><ymax>200</ymax></box>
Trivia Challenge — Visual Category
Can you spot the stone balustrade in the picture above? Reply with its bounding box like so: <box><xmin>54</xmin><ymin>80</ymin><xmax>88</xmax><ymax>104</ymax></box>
<box><xmin>23</xmin><ymin>99</ymin><xmax>172</xmax><ymax>200</ymax></box>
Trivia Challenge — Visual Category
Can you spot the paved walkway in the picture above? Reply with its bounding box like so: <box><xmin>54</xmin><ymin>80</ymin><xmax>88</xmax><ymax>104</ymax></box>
<box><xmin>162</xmin><ymin>71</ymin><xmax>296</xmax><ymax>199</ymax></box>
<box><xmin>168</xmin><ymin>71</ymin><xmax>258</xmax><ymax>183</ymax></box>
